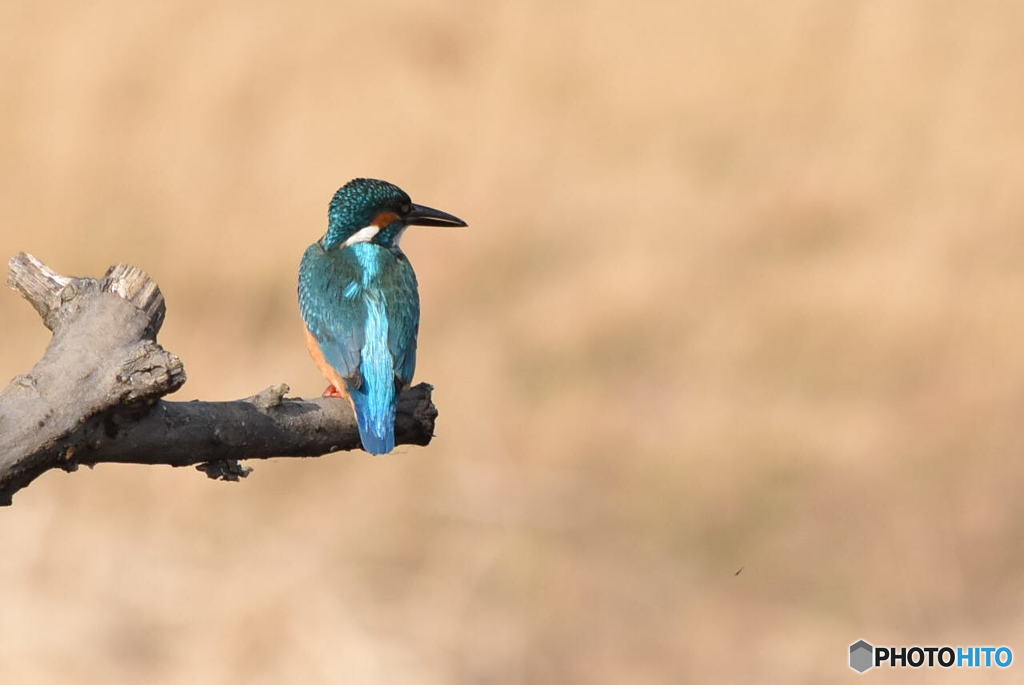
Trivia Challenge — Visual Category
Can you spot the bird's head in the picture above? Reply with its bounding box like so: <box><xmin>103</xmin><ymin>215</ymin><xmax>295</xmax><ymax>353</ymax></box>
<box><xmin>322</xmin><ymin>178</ymin><xmax>467</xmax><ymax>250</ymax></box>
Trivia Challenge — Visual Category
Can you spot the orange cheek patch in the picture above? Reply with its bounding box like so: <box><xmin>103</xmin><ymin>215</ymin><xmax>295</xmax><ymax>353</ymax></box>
<box><xmin>372</xmin><ymin>211</ymin><xmax>400</xmax><ymax>228</ymax></box>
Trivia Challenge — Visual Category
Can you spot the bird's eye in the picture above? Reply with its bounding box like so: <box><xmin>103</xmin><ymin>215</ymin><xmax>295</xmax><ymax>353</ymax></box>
<box><xmin>401</xmin><ymin>203</ymin><xmax>412</xmax><ymax>215</ymax></box>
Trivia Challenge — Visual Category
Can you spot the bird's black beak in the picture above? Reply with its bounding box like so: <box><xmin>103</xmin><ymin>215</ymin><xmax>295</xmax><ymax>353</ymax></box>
<box><xmin>405</xmin><ymin>203</ymin><xmax>468</xmax><ymax>228</ymax></box>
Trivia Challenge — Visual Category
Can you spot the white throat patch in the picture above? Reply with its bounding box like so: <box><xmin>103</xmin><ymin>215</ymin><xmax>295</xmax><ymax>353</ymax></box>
<box><xmin>343</xmin><ymin>224</ymin><xmax>380</xmax><ymax>247</ymax></box>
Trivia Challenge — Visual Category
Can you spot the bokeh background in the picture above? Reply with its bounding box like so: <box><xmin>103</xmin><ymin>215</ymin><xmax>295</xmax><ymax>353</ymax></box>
<box><xmin>2</xmin><ymin>1</ymin><xmax>1024</xmax><ymax>682</ymax></box>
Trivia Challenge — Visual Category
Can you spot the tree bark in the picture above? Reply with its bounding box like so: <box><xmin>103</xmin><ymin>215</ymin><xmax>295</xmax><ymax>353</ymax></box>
<box><xmin>0</xmin><ymin>253</ymin><xmax>437</xmax><ymax>506</ymax></box>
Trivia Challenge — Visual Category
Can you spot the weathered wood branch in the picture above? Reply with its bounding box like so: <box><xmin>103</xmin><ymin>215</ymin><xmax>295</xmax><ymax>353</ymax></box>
<box><xmin>0</xmin><ymin>253</ymin><xmax>437</xmax><ymax>506</ymax></box>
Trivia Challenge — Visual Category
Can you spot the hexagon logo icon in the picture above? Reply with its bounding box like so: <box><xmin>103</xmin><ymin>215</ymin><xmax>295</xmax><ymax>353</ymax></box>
<box><xmin>849</xmin><ymin>640</ymin><xmax>874</xmax><ymax>673</ymax></box>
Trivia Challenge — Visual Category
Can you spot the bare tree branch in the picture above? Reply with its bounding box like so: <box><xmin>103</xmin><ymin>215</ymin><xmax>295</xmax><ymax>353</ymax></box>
<box><xmin>0</xmin><ymin>253</ymin><xmax>438</xmax><ymax>506</ymax></box>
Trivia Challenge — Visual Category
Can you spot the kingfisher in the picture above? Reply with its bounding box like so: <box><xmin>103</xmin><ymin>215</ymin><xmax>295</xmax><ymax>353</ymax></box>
<box><xmin>298</xmin><ymin>178</ymin><xmax>467</xmax><ymax>454</ymax></box>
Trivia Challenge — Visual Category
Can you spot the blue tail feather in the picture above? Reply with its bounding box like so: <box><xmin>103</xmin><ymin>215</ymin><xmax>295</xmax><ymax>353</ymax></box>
<box><xmin>346</xmin><ymin>277</ymin><xmax>398</xmax><ymax>455</ymax></box>
<box><xmin>350</xmin><ymin>387</ymin><xmax>396</xmax><ymax>455</ymax></box>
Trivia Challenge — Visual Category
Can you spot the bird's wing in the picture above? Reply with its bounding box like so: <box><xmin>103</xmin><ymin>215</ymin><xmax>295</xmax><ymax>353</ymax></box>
<box><xmin>299</xmin><ymin>244</ymin><xmax>365</xmax><ymax>388</ymax></box>
<box><xmin>383</xmin><ymin>253</ymin><xmax>420</xmax><ymax>387</ymax></box>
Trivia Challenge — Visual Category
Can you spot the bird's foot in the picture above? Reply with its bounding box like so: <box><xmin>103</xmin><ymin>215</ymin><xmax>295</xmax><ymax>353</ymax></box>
<box><xmin>322</xmin><ymin>384</ymin><xmax>346</xmax><ymax>398</ymax></box>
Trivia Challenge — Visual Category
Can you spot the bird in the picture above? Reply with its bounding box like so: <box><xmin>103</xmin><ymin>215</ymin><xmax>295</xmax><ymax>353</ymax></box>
<box><xmin>298</xmin><ymin>178</ymin><xmax>467</xmax><ymax>454</ymax></box>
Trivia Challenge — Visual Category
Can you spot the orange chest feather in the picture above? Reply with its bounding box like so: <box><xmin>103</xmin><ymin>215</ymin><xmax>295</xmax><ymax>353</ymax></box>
<box><xmin>304</xmin><ymin>327</ymin><xmax>351</xmax><ymax>401</ymax></box>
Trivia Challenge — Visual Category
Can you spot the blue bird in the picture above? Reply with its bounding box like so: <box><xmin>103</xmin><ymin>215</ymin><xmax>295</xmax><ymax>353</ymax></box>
<box><xmin>298</xmin><ymin>178</ymin><xmax>467</xmax><ymax>454</ymax></box>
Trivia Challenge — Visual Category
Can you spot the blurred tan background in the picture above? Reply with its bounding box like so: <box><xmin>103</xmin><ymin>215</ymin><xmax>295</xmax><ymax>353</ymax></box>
<box><xmin>2</xmin><ymin>1</ymin><xmax>1024</xmax><ymax>682</ymax></box>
